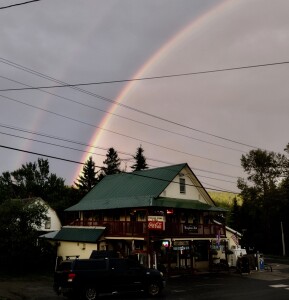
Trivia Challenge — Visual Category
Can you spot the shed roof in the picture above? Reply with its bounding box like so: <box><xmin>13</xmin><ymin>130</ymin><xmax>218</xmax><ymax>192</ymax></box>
<box><xmin>52</xmin><ymin>227</ymin><xmax>105</xmax><ymax>243</ymax></box>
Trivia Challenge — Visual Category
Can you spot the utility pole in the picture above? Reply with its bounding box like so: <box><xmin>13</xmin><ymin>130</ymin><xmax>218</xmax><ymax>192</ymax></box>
<box><xmin>281</xmin><ymin>221</ymin><xmax>286</xmax><ymax>256</ymax></box>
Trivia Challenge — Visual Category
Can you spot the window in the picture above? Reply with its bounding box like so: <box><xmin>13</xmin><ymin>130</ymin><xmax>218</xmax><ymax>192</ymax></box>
<box><xmin>45</xmin><ymin>217</ymin><xmax>51</xmax><ymax>229</ymax></box>
<box><xmin>179</xmin><ymin>178</ymin><xmax>186</xmax><ymax>194</ymax></box>
<box><xmin>76</xmin><ymin>259</ymin><xmax>106</xmax><ymax>270</ymax></box>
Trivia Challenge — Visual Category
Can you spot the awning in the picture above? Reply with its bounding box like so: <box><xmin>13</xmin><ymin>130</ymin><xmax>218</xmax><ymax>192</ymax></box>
<box><xmin>40</xmin><ymin>226</ymin><xmax>105</xmax><ymax>243</ymax></box>
<box><xmin>39</xmin><ymin>230</ymin><xmax>59</xmax><ymax>239</ymax></box>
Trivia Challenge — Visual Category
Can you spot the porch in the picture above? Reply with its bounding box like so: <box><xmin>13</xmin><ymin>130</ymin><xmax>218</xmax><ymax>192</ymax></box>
<box><xmin>69</xmin><ymin>219</ymin><xmax>226</xmax><ymax>238</ymax></box>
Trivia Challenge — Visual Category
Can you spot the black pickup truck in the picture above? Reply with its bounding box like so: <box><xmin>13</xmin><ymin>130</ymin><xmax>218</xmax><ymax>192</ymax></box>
<box><xmin>53</xmin><ymin>257</ymin><xmax>166</xmax><ymax>299</ymax></box>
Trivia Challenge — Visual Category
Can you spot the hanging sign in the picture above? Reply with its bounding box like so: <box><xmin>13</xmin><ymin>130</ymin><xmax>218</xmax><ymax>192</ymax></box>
<box><xmin>183</xmin><ymin>224</ymin><xmax>198</xmax><ymax>234</ymax></box>
<box><xmin>172</xmin><ymin>240</ymin><xmax>190</xmax><ymax>250</ymax></box>
<box><xmin>148</xmin><ymin>216</ymin><xmax>165</xmax><ymax>230</ymax></box>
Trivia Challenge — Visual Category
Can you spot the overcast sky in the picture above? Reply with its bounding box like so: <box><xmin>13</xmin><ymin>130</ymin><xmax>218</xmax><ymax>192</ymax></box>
<box><xmin>1</xmin><ymin>0</ymin><xmax>289</xmax><ymax>194</ymax></box>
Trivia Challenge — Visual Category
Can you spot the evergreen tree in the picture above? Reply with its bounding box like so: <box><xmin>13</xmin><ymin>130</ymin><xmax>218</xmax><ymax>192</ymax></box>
<box><xmin>75</xmin><ymin>156</ymin><xmax>98</xmax><ymax>194</ymax></box>
<box><xmin>102</xmin><ymin>148</ymin><xmax>121</xmax><ymax>176</ymax></box>
<box><xmin>131</xmin><ymin>145</ymin><xmax>148</xmax><ymax>171</ymax></box>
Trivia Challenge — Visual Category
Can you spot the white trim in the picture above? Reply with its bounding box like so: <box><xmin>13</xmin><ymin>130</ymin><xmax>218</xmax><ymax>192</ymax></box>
<box><xmin>105</xmin><ymin>237</ymin><xmax>144</xmax><ymax>240</ymax></box>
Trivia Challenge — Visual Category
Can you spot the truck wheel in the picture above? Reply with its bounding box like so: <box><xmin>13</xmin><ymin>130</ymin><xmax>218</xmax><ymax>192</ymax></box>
<box><xmin>83</xmin><ymin>287</ymin><xmax>98</xmax><ymax>300</ymax></box>
<box><xmin>147</xmin><ymin>282</ymin><xmax>161</xmax><ymax>297</ymax></box>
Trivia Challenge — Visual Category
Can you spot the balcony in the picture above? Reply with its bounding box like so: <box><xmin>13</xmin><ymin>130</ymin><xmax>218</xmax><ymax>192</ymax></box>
<box><xmin>69</xmin><ymin>219</ymin><xmax>226</xmax><ymax>239</ymax></box>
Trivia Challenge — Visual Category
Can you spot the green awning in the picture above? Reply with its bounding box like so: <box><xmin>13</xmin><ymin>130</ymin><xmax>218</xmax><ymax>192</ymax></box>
<box><xmin>53</xmin><ymin>227</ymin><xmax>105</xmax><ymax>243</ymax></box>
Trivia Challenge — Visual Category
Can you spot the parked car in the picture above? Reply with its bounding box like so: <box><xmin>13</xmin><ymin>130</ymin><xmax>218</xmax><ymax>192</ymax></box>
<box><xmin>53</xmin><ymin>257</ymin><xmax>166</xmax><ymax>299</ymax></box>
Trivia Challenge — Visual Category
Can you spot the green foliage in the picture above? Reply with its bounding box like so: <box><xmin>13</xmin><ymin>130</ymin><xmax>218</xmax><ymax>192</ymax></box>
<box><xmin>101</xmin><ymin>147</ymin><xmax>121</xmax><ymax>176</ymax></box>
<box><xmin>209</xmin><ymin>192</ymin><xmax>242</xmax><ymax>227</ymax></box>
<box><xmin>0</xmin><ymin>199</ymin><xmax>49</xmax><ymax>269</ymax></box>
<box><xmin>237</xmin><ymin>148</ymin><xmax>289</xmax><ymax>254</ymax></box>
<box><xmin>75</xmin><ymin>156</ymin><xmax>99</xmax><ymax>196</ymax></box>
<box><xmin>131</xmin><ymin>146</ymin><xmax>148</xmax><ymax>171</ymax></box>
<box><xmin>239</xmin><ymin>149</ymin><xmax>285</xmax><ymax>193</ymax></box>
<box><xmin>209</xmin><ymin>191</ymin><xmax>242</xmax><ymax>207</ymax></box>
<box><xmin>0</xmin><ymin>158</ymin><xmax>81</xmax><ymax>221</ymax></box>
<box><xmin>0</xmin><ymin>171</ymin><xmax>15</xmax><ymax>201</ymax></box>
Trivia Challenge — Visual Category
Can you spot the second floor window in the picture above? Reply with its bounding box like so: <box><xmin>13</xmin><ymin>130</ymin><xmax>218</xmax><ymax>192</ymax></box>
<box><xmin>45</xmin><ymin>217</ymin><xmax>51</xmax><ymax>229</ymax></box>
<box><xmin>180</xmin><ymin>178</ymin><xmax>186</xmax><ymax>194</ymax></box>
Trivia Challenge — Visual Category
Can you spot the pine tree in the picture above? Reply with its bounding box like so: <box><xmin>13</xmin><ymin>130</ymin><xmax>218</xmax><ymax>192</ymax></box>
<box><xmin>131</xmin><ymin>146</ymin><xmax>148</xmax><ymax>171</ymax></box>
<box><xmin>102</xmin><ymin>148</ymin><xmax>121</xmax><ymax>176</ymax></box>
<box><xmin>75</xmin><ymin>156</ymin><xmax>98</xmax><ymax>194</ymax></box>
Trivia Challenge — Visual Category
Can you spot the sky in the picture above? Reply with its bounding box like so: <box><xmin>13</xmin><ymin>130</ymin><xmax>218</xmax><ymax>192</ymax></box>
<box><xmin>1</xmin><ymin>0</ymin><xmax>289</xmax><ymax>194</ymax></box>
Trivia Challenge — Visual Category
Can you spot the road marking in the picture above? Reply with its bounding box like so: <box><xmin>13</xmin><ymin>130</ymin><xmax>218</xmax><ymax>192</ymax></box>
<box><xmin>269</xmin><ymin>284</ymin><xmax>289</xmax><ymax>288</ymax></box>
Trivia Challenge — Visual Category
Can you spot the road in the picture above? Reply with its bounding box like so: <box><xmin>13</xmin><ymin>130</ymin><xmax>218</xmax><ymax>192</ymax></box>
<box><xmin>1</xmin><ymin>259</ymin><xmax>289</xmax><ymax>300</ymax></box>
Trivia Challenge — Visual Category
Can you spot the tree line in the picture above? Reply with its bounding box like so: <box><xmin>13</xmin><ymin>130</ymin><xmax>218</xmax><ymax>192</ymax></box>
<box><xmin>0</xmin><ymin>146</ymin><xmax>148</xmax><ymax>210</ymax></box>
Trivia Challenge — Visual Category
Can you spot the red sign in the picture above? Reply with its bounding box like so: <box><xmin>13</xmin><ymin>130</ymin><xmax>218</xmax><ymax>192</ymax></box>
<box><xmin>148</xmin><ymin>216</ymin><xmax>165</xmax><ymax>231</ymax></box>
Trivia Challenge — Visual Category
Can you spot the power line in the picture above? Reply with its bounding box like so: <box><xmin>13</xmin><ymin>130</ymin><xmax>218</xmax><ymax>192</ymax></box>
<box><xmin>0</xmin><ymin>93</ymin><xmax>241</xmax><ymax>168</ymax></box>
<box><xmin>0</xmin><ymin>123</ymin><xmax>132</xmax><ymax>157</ymax></box>
<box><xmin>0</xmin><ymin>57</ymin><xmax>264</xmax><ymax>149</ymax></box>
<box><xmin>0</xmin><ymin>123</ymin><xmax>239</xmax><ymax>180</ymax></box>
<box><xmin>1</xmin><ymin>60</ymin><xmax>289</xmax><ymax>90</ymax></box>
<box><xmin>0</xmin><ymin>0</ymin><xmax>40</xmax><ymax>10</ymax></box>
<box><xmin>0</xmin><ymin>75</ymin><xmax>247</xmax><ymax>153</ymax></box>
<box><xmin>196</xmin><ymin>174</ymin><xmax>236</xmax><ymax>184</ymax></box>
<box><xmin>0</xmin><ymin>143</ymin><xmax>239</xmax><ymax>194</ymax></box>
<box><xmin>0</xmin><ymin>130</ymin><xmax>108</xmax><ymax>158</ymax></box>
<box><xmin>1</xmin><ymin>130</ymin><xmax>238</xmax><ymax>185</ymax></box>
<box><xmin>0</xmin><ymin>144</ymin><xmax>84</xmax><ymax>165</ymax></box>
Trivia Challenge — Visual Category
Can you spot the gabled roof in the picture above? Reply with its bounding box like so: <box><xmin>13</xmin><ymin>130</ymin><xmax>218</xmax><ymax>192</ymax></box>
<box><xmin>66</xmin><ymin>163</ymin><xmax>224</xmax><ymax>212</ymax></box>
<box><xmin>66</xmin><ymin>163</ymin><xmax>186</xmax><ymax>211</ymax></box>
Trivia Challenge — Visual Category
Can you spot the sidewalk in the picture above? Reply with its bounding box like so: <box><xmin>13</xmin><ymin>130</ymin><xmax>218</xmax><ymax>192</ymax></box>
<box><xmin>249</xmin><ymin>262</ymin><xmax>289</xmax><ymax>281</ymax></box>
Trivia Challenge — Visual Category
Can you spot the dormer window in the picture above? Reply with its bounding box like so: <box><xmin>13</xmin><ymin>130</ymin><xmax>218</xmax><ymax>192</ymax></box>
<box><xmin>179</xmin><ymin>178</ymin><xmax>186</xmax><ymax>194</ymax></box>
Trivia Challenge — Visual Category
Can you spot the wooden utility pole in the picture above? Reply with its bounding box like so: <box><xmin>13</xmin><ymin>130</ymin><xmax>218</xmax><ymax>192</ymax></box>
<box><xmin>281</xmin><ymin>221</ymin><xmax>286</xmax><ymax>256</ymax></box>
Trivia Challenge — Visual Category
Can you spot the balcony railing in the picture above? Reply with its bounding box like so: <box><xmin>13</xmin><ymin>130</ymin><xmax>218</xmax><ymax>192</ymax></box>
<box><xmin>69</xmin><ymin>219</ymin><xmax>226</xmax><ymax>238</ymax></box>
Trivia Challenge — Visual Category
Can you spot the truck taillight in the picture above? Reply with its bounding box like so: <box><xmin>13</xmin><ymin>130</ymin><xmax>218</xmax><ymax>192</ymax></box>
<box><xmin>68</xmin><ymin>273</ymin><xmax>76</xmax><ymax>282</ymax></box>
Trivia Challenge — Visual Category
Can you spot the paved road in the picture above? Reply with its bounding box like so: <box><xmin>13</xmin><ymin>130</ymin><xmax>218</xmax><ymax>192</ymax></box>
<box><xmin>1</xmin><ymin>260</ymin><xmax>289</xmax><ymax>300</ymax></box>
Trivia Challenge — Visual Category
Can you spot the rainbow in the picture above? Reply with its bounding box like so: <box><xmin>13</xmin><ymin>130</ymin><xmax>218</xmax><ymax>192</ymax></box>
<box><xmin>74</xmin><ymin>0</ymin><xmax>234</xmax><ymax>181</ymax></box>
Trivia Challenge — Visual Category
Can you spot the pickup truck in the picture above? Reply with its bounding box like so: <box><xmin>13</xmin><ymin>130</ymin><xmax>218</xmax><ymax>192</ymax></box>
<box><xmin>53</xmin><ymin>257</ymin><xmax>166</xmax><ymax>300</ymax></box>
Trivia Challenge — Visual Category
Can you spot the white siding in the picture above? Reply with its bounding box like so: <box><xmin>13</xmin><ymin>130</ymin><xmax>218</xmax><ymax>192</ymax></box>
<box><xmin>159</xmin><ymin>166</ymin><xmax>209</xmax><ymax>204</ymax></box>
<box><xmin>32</xmin><ymin>198</ymin><xmax>62</xmax><ymax>232</ymax></box>
<box><xmin>41</xmin><ymin>206</ymin><xmax>62</xmax><ymax>231</ymax></box>
<box><xmin>57</xmin><ymin>241</ymin><xmax>98</xmax><ymax>259</ymax></box>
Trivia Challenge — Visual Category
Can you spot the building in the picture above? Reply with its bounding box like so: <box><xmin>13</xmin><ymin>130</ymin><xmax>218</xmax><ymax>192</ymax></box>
<box><xmin>23</xmin><ymin>197</ymin><xmax>62</xmax><ymax>233</ymax></box>
<box><xmin>45</xmin><ymin>163</ymin><xmax>240</xmax><ymax>272</ymax></box>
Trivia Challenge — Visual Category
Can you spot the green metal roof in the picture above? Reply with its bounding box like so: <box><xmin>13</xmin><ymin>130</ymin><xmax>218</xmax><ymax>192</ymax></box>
<box><xmin>155</xmin><ymin>197</ymin><xmax>227</xmax><ymax>211</ymax></box>
<box><xmin>66</xmin><ymin>163</ymin><xmax>187</xmax><ymax>211</ymax></box>
<box><xmin>66</xmin><ymin>163</ymin><xmax>224</xmax><ymax>212</ymax></box>
<box><xmin>53</xmin><ymin>227</ymin><xmax>104</xmax><ymax>242</ymax></box>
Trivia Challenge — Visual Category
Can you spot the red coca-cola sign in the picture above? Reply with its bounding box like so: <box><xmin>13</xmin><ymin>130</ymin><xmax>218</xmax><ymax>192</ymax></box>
<box><xmin>148</xmin><ymin>216</ymin><xmax>165</xmax><ymax>231</ymax></box>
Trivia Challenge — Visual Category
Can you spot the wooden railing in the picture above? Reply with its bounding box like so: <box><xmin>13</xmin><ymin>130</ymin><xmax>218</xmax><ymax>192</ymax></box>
<box><xmin>69</xmin><ymin>219</ymin><xmax>226</xmax><ymax>238</ymax></box>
